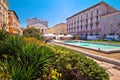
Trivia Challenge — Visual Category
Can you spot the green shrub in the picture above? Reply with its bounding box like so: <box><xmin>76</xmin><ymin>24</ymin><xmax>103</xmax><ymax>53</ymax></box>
<box><xmin>72</xmin><ymin>34</ymin><xmax>79</xmax><ymax>40</ymax></box>
<box><xmin>52</xmin><ymin>45</ymin><xmax>109</xmax><ymax>80</ymax></box>
<box><xmin>0</xmin><ymin>35</ymin><xmax>109</xmax><ymax>80</ymax></box>
<box><xmin>0</xmin><ymin>36</ymin><xmax>55</xmax><ymax>80</ymax></box>
<box><xmin>23</xmin><ymin>27</ymin><xmax>44</xmax><ymax>41</ymax></box>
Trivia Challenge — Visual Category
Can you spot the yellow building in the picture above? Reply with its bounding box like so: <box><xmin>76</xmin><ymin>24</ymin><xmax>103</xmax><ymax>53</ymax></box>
<box><xmin>48</xmin><ymin>23</ymin><xmax>67</xmax><ymax>35</ymax></box>
<box><xmin>8</xmin><ymin>10</ymin><xmax>22</xmax><ymax>35</ymax></box>
<box><xmin>0</xmin><ymin>0</ymin><xmax>9</xmax><ymax>31</ymax></box>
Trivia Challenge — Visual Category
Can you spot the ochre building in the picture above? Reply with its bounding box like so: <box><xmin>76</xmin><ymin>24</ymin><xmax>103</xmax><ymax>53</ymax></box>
<box><xmin>8</xmin><ymin>10</ymin><xmax>22</xmax><ymax>35</ymax></box>
<box><xmin>48</xmin><ymin>23</ymin><xmax>67</xmax><ymax>35</ymax></box>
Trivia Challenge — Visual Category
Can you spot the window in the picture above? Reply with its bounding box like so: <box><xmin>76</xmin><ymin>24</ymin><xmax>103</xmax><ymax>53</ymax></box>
<box><xmin>86</xmin><ymin>13</ymin><xmax>88</xmax><ymax>18</ymax></box>
<box><xmin>96</xmin><ymin>16</ymin><xmax>99</xmax><ymax>21</ymax></box>
<box><xmin>79</xmin><ymin>16</ymin><xmax>81</xmax><ymax>20</ymax></box>
<box><xmin>96</xmin><ymin>32</ymin><xmax>99</xmax><ymax>35</ymax></box>
<box><xmin>104</xmin><ymin>26</ymin><xmax>106</xmax><ymax>29</ymax></box>
<box><xmin>86</xmin><ymin>19</ymin><xmax>88</xmax><ymax>23</ymax></box>
<box><xmin>74</xmin><ymin>17</ymin><xmax>76</xmax><ymax>22</ymax></box>
<box><xmin>91</xmin><ymin>12</ymin><xmax>93</xmax><ymax>16</ymax></box>
<box><xmin>81</xmin><ymin>26</ymin><xmax>82</xmax><ymax>30</ymax></box>
<box><xmin>110</xmin><ymin>17</ymin><xmax>113</xmax><ymax>23</ymax></box>
<box><xmin>81</xmin><ymin>33</ymin><xmax>83</xmax><ymax>36</ymax></box>
<box><xmin>42</xmin><ymin>29</ymin><xmax>44</xmax><ymax>34</ymax></box>
<box><xmin>91</xmin><ymin>25</ymin><xmax>93</xmax><ymax>30</ymax></box>
<box><xmin>118</xmin><ymin>14</ymin><xmax>120</xmax><ymax>19</ymax></box>
<box><xmin>81</xmin><ymin>16</ymin><xmax>83</xmax><ymax>20</ymax></box>
<box><xmin>74</xmin><ymin>27</ymin><xmax>76</xmax><ymax>30</ymax></box>
<box><xmin>91</xmin><ymin>18</ymin><xmax>93</xmax><ymax>22</ymax></box>
<box><xmin>117</xmin><ymin>23</ymin><xmax>120</xmax><ymax>27</ymax></box>
<box><xmin>104</xmin><ymin>18</ymin><xmax>107</xmax><ymax>22</ymax></box>
<box><xmin>110</xmin><ymin>24</ymin><xmax>113</xmax><ymax>29</ymax></box>
<box><xmin>97</xmin><ymin>9</ymin><xmax>99</xmax><ymax>14</ymax></box>
<box><xmin>86</xmin><ymin>25</ymin><xmax>87</xmax><ymax>30</ymax></box>
<box><xmin>90</xmin><ymin>33</ymin><xmax>93</xmax><ymax>35</ymax></box>
<box><xmin>77</xmin><ymin>17</ymin><xmax>79</xmax><ymax>21</ymax></box>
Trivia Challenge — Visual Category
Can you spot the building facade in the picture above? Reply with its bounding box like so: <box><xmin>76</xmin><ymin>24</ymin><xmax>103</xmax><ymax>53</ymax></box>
<box><xmin>100</xmin><ymin>11</ymin><xmax>120</xmax><ymax>38</ymax></box>
<box><xmin>8</xmin><ymin>10</ymin><xmax>22</xmax><ymax>35</ymax></box>
<box><xmin>66</xmin><ymin>1</ymin><xmax>117</xmax><ymax>37</ymax></box>
<box><xmin>48</xmin><ymin>23</ymin><xmax>67</xmax><ymax>35</ymax></box>
<box><xmin>27</xmin><ymin>18</ymin><xmax>48</xmax><ymax>34</ymax></box>
<box><xmin>0</xmin><ymin>0</ymin><xmax>9</xmax><ymax>31</ymax></box>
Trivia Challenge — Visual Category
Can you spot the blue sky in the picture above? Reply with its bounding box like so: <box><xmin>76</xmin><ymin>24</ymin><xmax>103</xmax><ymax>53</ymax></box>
<box><xmin>8</xmin><ymin>0</ymin><xmax>120</xmax><ymax>28</ymax></box>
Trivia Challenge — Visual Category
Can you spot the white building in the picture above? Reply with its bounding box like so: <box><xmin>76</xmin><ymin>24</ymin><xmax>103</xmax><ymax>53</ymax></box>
<box><xmin>66</xmin><ymin>1</ymin><xmax>117</xmax><ymax>38</ymax></box>
<box><xmin>27</xmin><ymin>18</ymin><xmax>48</xmax><ymax>34</ymax></box>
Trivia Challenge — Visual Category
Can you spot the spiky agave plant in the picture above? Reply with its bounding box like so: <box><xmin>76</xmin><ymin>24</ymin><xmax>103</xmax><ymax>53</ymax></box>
<box><xmin>0</xmin><ymin>30</ymin><xmax>8</xmax><ymax>41</ymax></box>
<box><xmin>0</xmin><ymin>61</ymin><xmax>11</xmax><ymax>80</ymax></box>
<box><xmin>0</xmin><ymin>36</ymin><xmax>55</xmax><ymax>80</ymax></box>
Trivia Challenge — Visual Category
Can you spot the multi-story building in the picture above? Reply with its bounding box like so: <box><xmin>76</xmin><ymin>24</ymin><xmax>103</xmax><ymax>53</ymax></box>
<box><xmin>100</xmin><ymin>11</ymin><xmax>120</xmax><ymax>38</ymax></box>
<box><xmin>0</xmin><ymin>0</ymin><xmax>9</xmax><ymax>31</ymax></box>
<box><xmin>48</xmin><ymin>23</ymin><xmax>67</xmax><ymax>35</ymax></box>
<box><xmin>27</xmin><ymin>18</ymin><xmax>48</xmax><ymax>34</ymax></box>
<box><xmin>8</xmin><ymin>10</ymin><xmax>22</xmax><ymax>35</ymax></box>
<box><xmin>66</xmin><ymin>1</ymin><xmax>117</xmax><ymax>37</ymax></box>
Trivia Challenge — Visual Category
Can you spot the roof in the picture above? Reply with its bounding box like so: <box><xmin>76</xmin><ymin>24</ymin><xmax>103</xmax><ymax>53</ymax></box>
<box><xmin>28</xmin><ymin>23</ymin><xmax>48</xmax><ymax>28</ymax></box>
<box><xmin>101</xmin><ymin>11</ymin><xmax>120</xmax><ymax>18</ymax></box>
<box><xmin>50</xmin><ymin>23</ymin><xmax>66</xmax><ymax>28</ymax></box>
<box><xmin>27</xmin><ymin>18</ymin><xmax>48</xmax><ymax>22</ymax></box>
<box><xmin>5</xmin><ymin>0</ymin><xmax>9</xmax><ymax>6</ymax></box>
<box><xmin>66</xmin><ymin>1</ymin><xmax>117</xmax><ymax>20</ymax></box>
<box><xmin>9</xmin><ymin>10</ymin><xmax>19</xmax><ymax>21</ymax></box>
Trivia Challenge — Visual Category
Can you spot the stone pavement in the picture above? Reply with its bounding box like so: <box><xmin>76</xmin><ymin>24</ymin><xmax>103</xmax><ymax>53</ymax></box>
<box><xmin>91</xmin><ymin>58</ymin><xmax>120</xmax><ymax>80</ymax></box>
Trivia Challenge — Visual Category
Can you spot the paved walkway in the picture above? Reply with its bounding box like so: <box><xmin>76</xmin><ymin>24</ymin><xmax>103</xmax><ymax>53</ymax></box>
<box><xmin>51</xmin><ymin>42</ymin><xmax>120</xmax><ymax>80</ymax></box>
<box><xmin>90</xmin><ymin>58</ymin><xmax>120</xmax><ymax>80</ymax></box>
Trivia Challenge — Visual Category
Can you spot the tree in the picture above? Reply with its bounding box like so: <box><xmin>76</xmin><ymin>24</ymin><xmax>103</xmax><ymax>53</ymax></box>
<box><xmin>23</xmin><ymin>27</ymin><xmax>44</xmax><ymax>41</ymax></box>
<box><xmin>72</xmin><ymin>34</ymin><xmax>79</xmax><ymax>40</ymax></box>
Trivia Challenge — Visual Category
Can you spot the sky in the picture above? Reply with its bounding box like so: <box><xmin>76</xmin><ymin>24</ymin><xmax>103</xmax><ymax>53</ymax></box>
<box><xmin>8</xmin><ymin>0</ymin><xmax>120</xmax><ymax>28</ymax></box>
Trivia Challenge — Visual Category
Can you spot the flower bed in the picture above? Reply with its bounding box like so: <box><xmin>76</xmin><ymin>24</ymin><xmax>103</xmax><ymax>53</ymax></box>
<box><xmin>0</xmin><ymin>30</ymin><xmax>109</xmax><ymax>80</ymax></box>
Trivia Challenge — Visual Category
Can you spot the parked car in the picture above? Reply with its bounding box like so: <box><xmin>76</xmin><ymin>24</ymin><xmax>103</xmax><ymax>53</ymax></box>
<box><xmin>87</xmin><ymin>35</ymin><xmax>99</xmax><ymax>40</ymax></box>
<box><xmin>113</xmin><ymin>35</ymin><xmax>120</xmax><ymax>41</ymax></box>
<box><xmin>103</xmin><ymin>35</ymin><xmax>120</xmax><ymax>41</ymax></box>
<box><xmin>79</xmin><ymin>36</ymin><xmax>87</xmax><ymax>40</ymax></box>
<box><xmin>103</xmin><ymin>37</ymin><xmax>113</xmax><ymax>41</ymax></box>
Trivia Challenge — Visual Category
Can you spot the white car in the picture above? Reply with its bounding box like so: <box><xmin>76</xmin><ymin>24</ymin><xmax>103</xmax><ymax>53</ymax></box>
<box><xmin>103</xmin><ymin>37</ymin><xmax>113</xmax><ymax>41</ymax></box>
<box><xmin>87</xmin><ymin>35</ymin><xmax>99</xmax><ymax>40</ymax></box>
<box><xmin>104</xmin><ymin>35</ymin><xmax>120</xmax><ymax>41</ymax></box>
